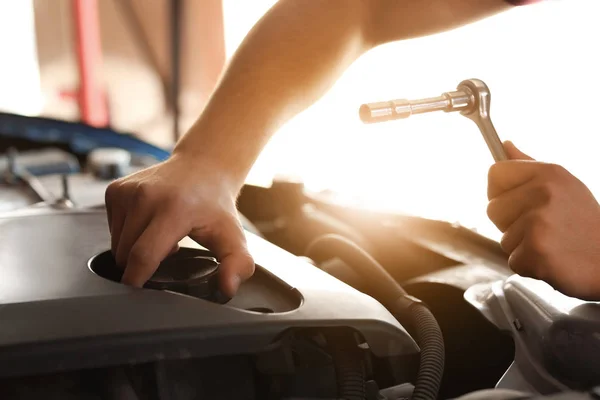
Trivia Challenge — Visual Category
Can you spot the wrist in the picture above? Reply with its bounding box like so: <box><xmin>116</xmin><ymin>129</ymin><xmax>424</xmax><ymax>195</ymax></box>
<box><xmin>172</xmin><ymin>104</ymin><xmax>272</xmax><ymax>193</ymax></box>
<box><xmin>171</xmin><ymin>136</ymin><xmax>247</xmax><ymax>195</ymax></box>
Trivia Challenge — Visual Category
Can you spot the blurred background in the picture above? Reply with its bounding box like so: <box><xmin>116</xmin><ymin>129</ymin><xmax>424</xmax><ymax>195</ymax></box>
<box><xmin>1</xmin><ymin>0</ymin><xmax>598</xmax><ymax>240</ymax></box>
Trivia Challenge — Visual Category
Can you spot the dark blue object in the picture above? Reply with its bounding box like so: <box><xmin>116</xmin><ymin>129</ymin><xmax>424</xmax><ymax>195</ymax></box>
<box><xmin>0</xmin><ymin>112</ymin><xmax>171</xmax><ymax>161</ymax></box>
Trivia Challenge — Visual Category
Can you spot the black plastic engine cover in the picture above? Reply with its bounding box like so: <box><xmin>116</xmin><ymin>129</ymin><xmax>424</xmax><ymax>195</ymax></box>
<box><xmin>0</xmin><ymin>207</ymin><xmax>418</xmax><ymax>378</ymax></box>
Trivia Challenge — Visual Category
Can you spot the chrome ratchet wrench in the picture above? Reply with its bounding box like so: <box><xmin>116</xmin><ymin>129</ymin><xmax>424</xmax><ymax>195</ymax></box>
<box><xmin>359</xmin><ymin>79</ymin><xmax>508</xmax><ymax>162</ymax></box>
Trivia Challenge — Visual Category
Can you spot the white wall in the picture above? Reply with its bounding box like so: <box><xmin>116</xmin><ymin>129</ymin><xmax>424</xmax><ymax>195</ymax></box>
<box><xmin>0</xmin><ymin>0</ymin><xmax>43</xmax><ymax>116</ymax></box>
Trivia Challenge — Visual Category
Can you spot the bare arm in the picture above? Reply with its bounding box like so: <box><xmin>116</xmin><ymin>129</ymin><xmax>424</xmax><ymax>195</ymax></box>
<box><xmin>107</xmin><ymin>0</ymin><xmax>513</xmax><ymax>295</ymax></box>
<box><xmin>175</xmin><ymin>0</ymin><xmax>512</xmax><ymax>186</ymax></box>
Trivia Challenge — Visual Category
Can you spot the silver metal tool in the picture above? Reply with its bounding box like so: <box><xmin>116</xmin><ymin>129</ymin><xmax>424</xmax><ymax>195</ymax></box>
<box><xmin>359</xmin><ymin>79</ymin><xmax>507</xmax><ymax>161</ymax></box>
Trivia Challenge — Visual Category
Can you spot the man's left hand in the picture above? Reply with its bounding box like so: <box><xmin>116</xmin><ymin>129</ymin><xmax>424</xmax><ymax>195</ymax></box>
<box><xmin>487</xmin><ymin>141</ymin><xmax>600</xmax><ymax>300</ymax></box>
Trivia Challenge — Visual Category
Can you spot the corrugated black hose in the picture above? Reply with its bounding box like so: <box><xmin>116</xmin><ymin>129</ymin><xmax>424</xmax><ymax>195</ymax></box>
<box><xmin>401</xmin><ymin>301</ymin><xmax>445</xmax><ymax>400</ymax></box>
<box><xmin>325</xmin><ymin>329</ymin><xmax>367</xmax><ymax>400</ymax></box>
<box><xmin>306</xmin><ymin>234</ymin><xmax>445</xmax><ymax>400</ymax></box>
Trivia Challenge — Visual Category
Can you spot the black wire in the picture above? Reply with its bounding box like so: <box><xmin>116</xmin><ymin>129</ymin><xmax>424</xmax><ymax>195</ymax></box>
<box><xmin>170</xmin><ymin>0</ymin><xmax>183</xmax><ymax>142</ymax></box>
<box><xmin>305</xmin><ymin>233</ymin><xmax>407</xmax><ymax>305</ymax></box>
<box><xmin>305</xmin><ymin>234</ymin><xmax>445</xmax><ymax>400</ymax></box>
<box><xmin>325</xmin><ymin>329</ymin><xmax>366</xmax><ymax>400</ymax></box>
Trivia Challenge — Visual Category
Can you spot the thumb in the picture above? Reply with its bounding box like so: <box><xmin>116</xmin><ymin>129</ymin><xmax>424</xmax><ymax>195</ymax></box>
<box><xmin>189</xmin><ymin>217</ymin><xmax>255</xmax><ymax>298</ymax></box>
<box><xmin>504</xmin><ymin>140</ymin><xmax>535</xmax><ymax>161</ymax></box>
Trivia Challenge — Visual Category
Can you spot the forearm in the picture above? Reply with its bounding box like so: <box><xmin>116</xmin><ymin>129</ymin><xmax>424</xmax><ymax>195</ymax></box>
<box><xmin>174</xmin><ymin>0</ymin><xmax>511</xmax><ymax>189</ymax></box>
<box><xmin>175</xmin><ymin>0</ymin><xmax>371</xmax><ymax>186</ymax></box>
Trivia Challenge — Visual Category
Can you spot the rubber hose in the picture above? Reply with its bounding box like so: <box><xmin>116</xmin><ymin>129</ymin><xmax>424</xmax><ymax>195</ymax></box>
<box><xmin>306</xmin><ymin>234</ymin><xmax>444</xmax><ymax>400</ymax></box>
<box><xmin>402</xmin><ymin>303</ymin><xmax>445</xmax><ymax>400</ymax></box>
<box><xmin>305</xmin><ymin>234</ymin><xmax>406</xmax><ymax>303</ymax></box>
<box><xmin>326</xmin><ymin>331</ymin><xmax>366</xmax><ymax>400</ymax></box>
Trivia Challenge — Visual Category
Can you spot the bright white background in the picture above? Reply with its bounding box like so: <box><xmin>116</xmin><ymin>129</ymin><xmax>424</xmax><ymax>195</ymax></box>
<box><xmin>0</xmin><ymin>0</ymin><xmax>42</xmax><ymax>116</ymax></box>
<box><xmin>224</xmin><ymin>0</ymin><xmax>600</xmax><ymax>240</ymax></box>
<box><xmin>1</xmin><ymin>1</ymin><xmax>598</xmax><ymax>241</ymax></box>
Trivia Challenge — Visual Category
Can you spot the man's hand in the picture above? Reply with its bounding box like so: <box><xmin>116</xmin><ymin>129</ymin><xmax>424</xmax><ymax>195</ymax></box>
<box><xmin>104</xmin><ymin>152</ymin><xmax>255</xmax><ymax>297</ymax></box>
<box><xmin>101</xmin><ymin>0</ymin><xmax>515</xmax><ymax>299</ymax></box>
<box><xmin>487</xmin><ymin>141</ymin><xmax>600</xmax><ymax>300</ymax></box>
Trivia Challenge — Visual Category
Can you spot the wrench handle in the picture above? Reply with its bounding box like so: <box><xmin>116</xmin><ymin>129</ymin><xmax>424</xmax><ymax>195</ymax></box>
<box><xmin>470</xmin><ymin>116</ymin><xmax>508</xmax><ymax>162</ymax></box>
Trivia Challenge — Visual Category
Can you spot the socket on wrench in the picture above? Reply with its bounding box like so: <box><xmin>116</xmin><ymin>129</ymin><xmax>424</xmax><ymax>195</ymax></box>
<box><xmin>359</xmin><ymin>79</ymin><xmax>508</xmax><ymax>162</ymax></box>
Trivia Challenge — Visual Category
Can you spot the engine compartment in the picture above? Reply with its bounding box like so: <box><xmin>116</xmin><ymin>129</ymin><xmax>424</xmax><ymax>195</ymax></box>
<box><xmin>0</xmin><ymin>207</ymin><xmax>423</xmax><ymax>399</ymax></box>
<box><xmin>1</xmin><ymin>112</ymin><xmax>599</xmax><ymax>399</ymax></box>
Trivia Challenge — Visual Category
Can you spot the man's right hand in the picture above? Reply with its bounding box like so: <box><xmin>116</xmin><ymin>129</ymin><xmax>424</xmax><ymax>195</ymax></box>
<box><xmin>487</xmin><ymin>142</ymin><xmax>600</xmax><ymax>300</ymax></box>
<box><xmin>104</xmin><ymin>151</ymin><xmax>255</xmax><ymax>298</ymax></box>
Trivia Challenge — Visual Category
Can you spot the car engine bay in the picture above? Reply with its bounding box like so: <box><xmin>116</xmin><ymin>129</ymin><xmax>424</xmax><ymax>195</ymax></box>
<box><xmin>1</xmin><ymin>111</ymin><xmax>600</xmax><ymax>400</ymax></box>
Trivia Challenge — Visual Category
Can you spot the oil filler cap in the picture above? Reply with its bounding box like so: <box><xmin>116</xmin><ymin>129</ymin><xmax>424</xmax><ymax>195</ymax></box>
<box><xmin>144</xmin><ymin>250</ymin><xmax>226</xmax><ymax>303</ymax></box>
<box><xmin>89</xmin><ymin>248</ymin><xmax>228</xmax><ymax>303</ymax></box>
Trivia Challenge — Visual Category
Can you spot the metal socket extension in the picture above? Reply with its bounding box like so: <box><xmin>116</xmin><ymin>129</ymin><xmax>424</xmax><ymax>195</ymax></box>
<box><xmin>359</xmin><ymin>79</ymin><xmax>507</xmax><ymax>162</ymax></box>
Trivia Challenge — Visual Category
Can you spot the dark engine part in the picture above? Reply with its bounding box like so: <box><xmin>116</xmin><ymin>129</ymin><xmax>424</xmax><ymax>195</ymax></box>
<box><xmin>4</xmin><ymin>116</ymin><xmax>600</xmax><ymax>399</ymax></box>
<box><xmin>306</xmin><ymin>234</ymin><xmax>445</xmax><ymax>400</ymax></box>
<box><xmin>0</xmin><ymin>204</ymin><xmax>420</xmax><ymax>399</ymax></box>
<box><xmin>90</xmin><ymin>248</ymin><xmax>228</xmax><ymax>304</ymax></box>
<box><xmin>0</xmin><ymin>330</ymin><xmax>395</xmax><ymax>400</ymax></box>
<box><xmin>0</xmin><ymin>116</ymin><xmax>426</xmax><ymax>400</ymax></box>
<box><xmin>0</xmin><ymin>356</ymin><xmax>256</xmax><ymax>400</ymax></box>
<box><xmin>238</xmin><ymin>178</ymin><xmax>600</xmax><ymax>398</ymax></box>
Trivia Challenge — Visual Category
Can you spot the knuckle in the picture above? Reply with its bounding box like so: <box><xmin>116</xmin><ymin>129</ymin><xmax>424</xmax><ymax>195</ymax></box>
<box><xmin>525</xmin><ymin>254</ymin><xmax>551</xmax><ymax>282</ymax></box>
<box><xmin>546</xmin><ymin>163</ymin><xmax>566</xmax><ymax>177</ymax></box>
<box><xmin>190</xmin><ymin>223</ymin><xmax>212</xmax><ymax>242</ymax></box>
<box><xmin>486</xmin><ymin>200</ymin><xmax>497</xmax><ymax>220</ymax></box>
<box><xmin>238</xmin><ymin>252</ymin><xmax>256</xmax><ymax>278</ymax></box>
<box><xmin>523</xmin><ymin>247</ymin><xmax>552</xmax><ymax>280</ymax></box>
<box><xmin>499</xmin><ymin>233</ymin><xmax>512</xmax><ymax>253</ymax></box>
<box><xmin>105</xmin><ymin>181</ymin><xmax>121</xmax><ymax>203</ymax></box>
<box><xmin>488</xmin><ymin>163</ymin><xmax>501</xmax><ymax>184</ymax></box>
<box><xmin>508</xmin><ymin>252</ymin><xmax>536</xmax><ymax>279</ymax></box>
<box><xmin>210</xmin><ymin>211</ymin><xmax>238</xmax><ymax>232</ymax></box>
<box><xmin>525</xmin><ymin>227</ymin><xmax>547</xmax><ymax>257</ymax></box>
<box><xmin>527</xmin><ymin>209</ymin><xmax>548</xmax><ymax>230</ymax></box>
<box><xmin>542</xmin><ymin>163</ymin><xmax>568</xmax><ymax>184</ymax></box>
<box><xmin>486</xmin><ymin>200</ymin><xmax>507</xmax><ymax>231</ymax></box>
<box><xmin>516</xmin><ymin>212</ymin><xmax>551</xmax><ymax>258</ymax></box>
<box><xmin>507</xmin><ymin>253</ymin><xmax>525</xmax><ymax>275</ymax></box>
<box><xmin>166</xmin><ymin>191</ymin><xmax>192</xmax><ymax>212</ymax></box>
<box><xmin>133</xmin><ymin>183</ymin><xmax>154</xmax><ymax>203</ymax></box>
<box><xmin>535</xmin><ymin>181</ymin><xmax>557</xmax><ymax>205</ymax></box>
